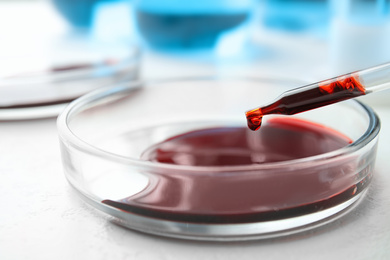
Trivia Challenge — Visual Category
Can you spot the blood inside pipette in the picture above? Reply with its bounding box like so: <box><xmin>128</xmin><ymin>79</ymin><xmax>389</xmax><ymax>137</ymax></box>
<box><xmin>245</xmin><ymin>74</ymin><xmax>366</xmax><ymax>131</ymax></box>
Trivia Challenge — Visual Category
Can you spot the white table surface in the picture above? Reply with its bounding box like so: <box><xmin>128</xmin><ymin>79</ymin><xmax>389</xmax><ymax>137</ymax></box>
<box><xmin>1</xmin><ymin>1</ymin><xmax>390</xmax><ymax>259</ymax></box>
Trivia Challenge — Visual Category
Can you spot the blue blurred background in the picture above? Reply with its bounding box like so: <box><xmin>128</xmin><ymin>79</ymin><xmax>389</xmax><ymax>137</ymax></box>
<box><xmin>1</xmin><ymin>0</ymin><xmax>390</xmax><ymax>86</ymax></box>
<box><xmin>48</xmin><ymin>0</ymin><xmax>390</xmax><ymax>68</ymax></box>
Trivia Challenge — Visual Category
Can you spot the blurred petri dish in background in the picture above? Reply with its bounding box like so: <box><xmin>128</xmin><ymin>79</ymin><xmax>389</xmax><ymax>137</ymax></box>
<box><xmin>0</xmin><ymin>40</ymin><xmax>140</xmax><ymax>121</ymax></box>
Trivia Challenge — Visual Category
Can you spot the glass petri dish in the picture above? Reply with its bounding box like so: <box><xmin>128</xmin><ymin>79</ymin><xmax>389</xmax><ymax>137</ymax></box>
<box><xmin>57</xmin><ymin>77</ymin><xmax>380</xmax><ymax>241</ymax></box>
<box><xmin>0</xmin><ymin>43</ymin><xmax>139</xmax><ymax>120</ymax></box>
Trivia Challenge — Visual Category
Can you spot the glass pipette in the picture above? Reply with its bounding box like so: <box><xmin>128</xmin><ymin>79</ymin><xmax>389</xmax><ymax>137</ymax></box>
<box><xmin>246</xmin><ymin>62</ymin><xmax>390</xmax><ymax>131</ymax></box>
